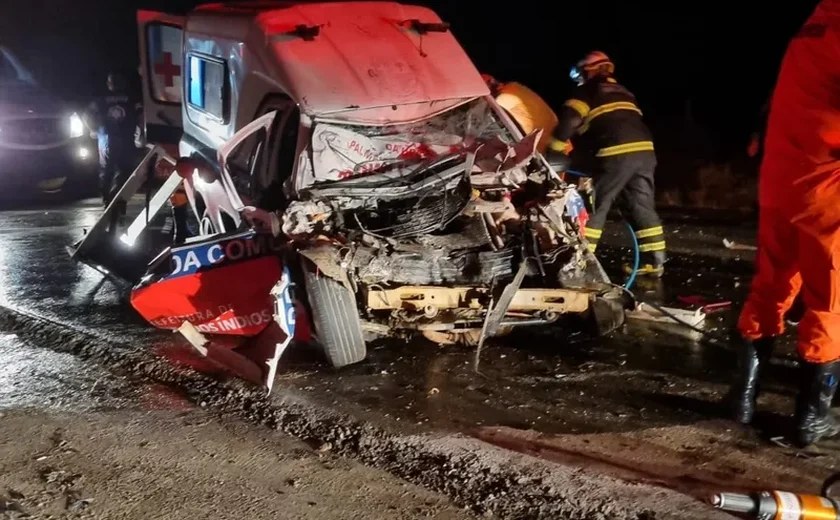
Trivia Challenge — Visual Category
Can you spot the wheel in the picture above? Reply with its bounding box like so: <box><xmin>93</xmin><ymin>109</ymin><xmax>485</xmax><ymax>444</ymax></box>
<box><xmin>302</xmin><ymin>263</ymin><xmax>367</xmax><ymax>368</ymax></box>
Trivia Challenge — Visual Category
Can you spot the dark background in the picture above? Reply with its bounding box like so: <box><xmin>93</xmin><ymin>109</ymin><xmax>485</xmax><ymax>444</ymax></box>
<box><xmin>0</xmin><ymin>1</ymin><xmax>822</xmax><ymax>169</ymax></box>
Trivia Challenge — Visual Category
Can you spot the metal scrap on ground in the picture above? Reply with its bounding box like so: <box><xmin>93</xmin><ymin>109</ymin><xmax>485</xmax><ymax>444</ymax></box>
<box><xmin>723</xmin><ymin>238</ymin><xmax>758</xmax><ymax>251</ymax></box>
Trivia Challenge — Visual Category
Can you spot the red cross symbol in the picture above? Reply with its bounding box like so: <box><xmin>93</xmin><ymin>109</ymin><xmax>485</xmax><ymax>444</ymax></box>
<box><xmin>154</xmin><ymin>52</ymin><xmax>181</xmax><ymax>88</ymax></box>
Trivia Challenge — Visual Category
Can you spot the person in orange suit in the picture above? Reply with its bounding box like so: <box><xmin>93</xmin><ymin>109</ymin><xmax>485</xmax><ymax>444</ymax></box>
<box><xmin>727</xmin><ymin>0</ymin><xmax>840</xmax><ymax>446</ymax></box>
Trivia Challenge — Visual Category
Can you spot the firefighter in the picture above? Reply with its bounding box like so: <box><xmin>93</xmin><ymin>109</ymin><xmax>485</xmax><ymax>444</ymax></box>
<box><xmin>726</xmin><ymin>0</ymin><xmax>840</xmax><ymax>447</ymax></box>
<box><xmin>85</xmin><ymin>73</ymin><xmax>141</xmax><ymax>205</ymax></box>
<box><xmin>483</xmin><ymin>74</ymin><xmax>559</xmax><ymax>155</ymax></box>
<box><xmin>744</xmin><ymin>92</ymin><xmax>807</xmax><ymax>325</ymax></box>
<box><xmin>545</xmin><ymin>51</ymin><xmax>666</xmax><ymax>277</ymax></box>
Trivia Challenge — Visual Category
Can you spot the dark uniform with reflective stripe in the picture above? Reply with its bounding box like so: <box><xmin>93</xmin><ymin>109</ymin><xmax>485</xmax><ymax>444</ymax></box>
<box><xmin>89</xmin><ymin>93</ymin><xmax>141</xmax><ymax>203</ymax></box>
<box><xmin>549</xmin><ymin>76</ymin><xmax>666</xmax><ymax>268</ymax></box>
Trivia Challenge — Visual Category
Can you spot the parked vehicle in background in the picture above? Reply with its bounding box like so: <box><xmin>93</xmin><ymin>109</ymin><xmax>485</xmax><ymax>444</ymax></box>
<box><xmin>0</xmin><ymin>46</ymin><xmax>96</xmax><ymax>197</ymax></box>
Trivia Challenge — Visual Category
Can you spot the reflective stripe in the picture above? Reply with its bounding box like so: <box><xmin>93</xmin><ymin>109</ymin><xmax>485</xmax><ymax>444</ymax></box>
<box><xmin>564</xmin><ymin>99</ymin><xmax>591</xmax><ymax>118</ymax></box>
<box><xmin>635</xmin><ymin>226</ymin><xmax>664</xmax><ymax>239</ymax></box>
<box><xmin>584</xmin><ymin>228</ymin><xmax>602</xmax><ymax>239</ymax></box>
<box><xmin>638</xmin><ymin>241</ymin><xmax>666</xmax><ymax>253</ymax></box>
<box><xmin>580</xmin><ymin>102</ymin><xmax>643</xmax><ymax>133</ymax></box>
<box><xmin>596</xmin><ymin>141</ymin><xmax>655</xmax><ymax>157</ymax></box>
<box><xmin>587</xmin><ymin>242</ymin><xmax>597</xmax><ymax>253</ymax></box>
<box><xmin>637</xmin><ymin>264</ymin><xmax>664</xmax><ymax>274</ymax></box>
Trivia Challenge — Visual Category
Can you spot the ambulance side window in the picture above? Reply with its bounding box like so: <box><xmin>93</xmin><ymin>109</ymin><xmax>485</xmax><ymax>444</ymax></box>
<box><xmin>186</xmin><ymin>54</ymin><xmax>227</xmax><ymax>122</ymax></box>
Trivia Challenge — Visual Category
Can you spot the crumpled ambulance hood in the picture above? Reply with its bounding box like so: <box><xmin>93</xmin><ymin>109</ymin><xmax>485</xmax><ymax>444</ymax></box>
<box><xmin>252</xmin><ymin>2</ymin><xmax>490</xmax><ymax>120</ymax></box>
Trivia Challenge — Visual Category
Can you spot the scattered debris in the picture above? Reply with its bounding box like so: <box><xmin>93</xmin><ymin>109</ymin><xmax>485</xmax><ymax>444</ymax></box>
<box><xmin>66</xmin><ymin>492</ymin><xmax>92</xmax><ymax>512</ymax></box>
<box><xmin>676</xmin><ymin>296</ymin><xmax>732</xmax><ymax>314</ymax></box>
<box><xmin>40</xmin><ymin>469</ymin><xmax>84</xmax><ymax>490</ymax></box>
<box><xmin>723</xmin><ymin>238</ymin><xmax>757</xmax><ymax>251</ymax></box>
<box><xmin>769</xmin><ymin>436</ymin><xmax>793</xmax><ymax>449</ymax></box>
<box><xmin>627</xmin><ymin>303</ymin><xmax>705</xmax><ymax>327</ymax></box>
<box><xmin>702</xmin><ymin>301</ymin><xmax>732</xmax><ymax>314</ymax></box>
<box><xmin>41</xmin><ymin>469</ymin><xmax>67</xmax><ymax>484</ymax></box>
<box><xmin>0</xmin><ymin>498</ymin><xmax>25</xmax><ymax>514</ymax></box>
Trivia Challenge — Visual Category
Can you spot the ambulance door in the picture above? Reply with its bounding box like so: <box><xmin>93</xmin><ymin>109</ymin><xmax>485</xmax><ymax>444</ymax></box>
<box><xmin>138</xmin><ymin>10</ymin><xmax>184</xmax><ymax>145</ymax></box>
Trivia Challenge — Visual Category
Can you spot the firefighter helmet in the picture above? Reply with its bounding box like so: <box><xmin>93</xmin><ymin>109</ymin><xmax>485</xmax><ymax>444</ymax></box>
<box><xmin>570</xmin><ymin>51</ymin><xmax>615</xmax><ymax>85</ymax></box>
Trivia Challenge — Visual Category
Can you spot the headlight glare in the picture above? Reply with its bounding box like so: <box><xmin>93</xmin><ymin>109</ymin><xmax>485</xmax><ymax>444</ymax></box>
<box><xmin>68</xmin><ymin>113</ymin><xmax>84</xmax><ymax>138</ymax></box>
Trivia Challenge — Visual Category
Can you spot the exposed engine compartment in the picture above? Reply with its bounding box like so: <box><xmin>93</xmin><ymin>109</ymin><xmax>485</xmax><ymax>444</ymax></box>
<box><xmin>278</xmin><ymin>98</ymin><xmax>613</xmax><ymax>339</ymax></box>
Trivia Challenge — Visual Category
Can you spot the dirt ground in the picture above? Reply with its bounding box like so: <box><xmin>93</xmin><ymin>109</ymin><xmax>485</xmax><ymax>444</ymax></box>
<box><xmin>0</xmin><ymin>199</ymin><xmax>787</xmax><ymax>519</ymax></box>
<box><xmin>0</xmin><ymin>408</ymin><xmax>472</xmax><ymax>520</ymax></box>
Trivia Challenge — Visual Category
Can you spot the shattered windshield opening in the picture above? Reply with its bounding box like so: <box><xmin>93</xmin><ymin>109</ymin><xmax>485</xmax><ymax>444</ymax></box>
<box><xmin>308</xmin><ymin>98</ymin><xmax>511</xmax><ymax>183</ymax></box>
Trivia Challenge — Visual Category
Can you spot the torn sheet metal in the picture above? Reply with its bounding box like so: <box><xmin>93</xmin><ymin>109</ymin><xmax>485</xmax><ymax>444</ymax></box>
<box><xmin>174</xmin><ymin>264</ymin><xmax>301</xmax><ymax>394</ymax></box>
<box><xmin>473</xmin><ymin>129</ymin><xmax>541</xmax><ymax>174</ymax></box>
<box><xmin>477</xmin><ymin>262</ymin><xmax>529</xmax><ymax>351</ymax></box>
<box><xmin>627</xmin><ymin>303</ymin><xmax>706</xmax><ymax>327</ymax></box>
<box><xmin>177</xmin><ymin>321</ymin><xmax>266</xmax><ymax>387</ymax></box>
<box><xmin>625</xmin><ymin>303</ymin><xmax>706</xmax><ymax>342</ymax></box>
<box><xmin>71</xmin><ymin>145</ymin><xmax>162</xmax><ymax>260</ymax></box>
<box><xmin>281</xmin><ymin>200</ymin><xmax>334</xmax><ymax>237</ymax></box>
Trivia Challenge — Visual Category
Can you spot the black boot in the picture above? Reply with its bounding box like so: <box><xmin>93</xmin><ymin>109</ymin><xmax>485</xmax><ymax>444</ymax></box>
<box><xmin>726</xmin><ymin>336</ymin><xmax>775</xmax><ymax>424</ymax></box>
<box><xmin>795</xmin><ymin>360</ymin><xmax>840</xmax><ymax>447</ymax></box>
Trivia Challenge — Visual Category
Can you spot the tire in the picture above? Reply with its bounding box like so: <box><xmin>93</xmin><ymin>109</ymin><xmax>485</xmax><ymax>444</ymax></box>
<box><xmin>302</xmin><ymin>265</ymin><xmax>367</xmax><ymax>368</ymax></box>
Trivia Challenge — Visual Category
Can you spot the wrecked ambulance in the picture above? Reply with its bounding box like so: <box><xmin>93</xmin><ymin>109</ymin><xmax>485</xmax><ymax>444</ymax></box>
<box><xmin>70</xmin><ymin>1</ymin><xmax>625</xmax><ymax>386</ymax></box>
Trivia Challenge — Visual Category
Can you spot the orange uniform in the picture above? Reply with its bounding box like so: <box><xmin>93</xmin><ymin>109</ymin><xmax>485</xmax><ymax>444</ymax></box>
<box><xmin>494</xmin><ymin>82</ymin><xmax>559</xmax><ymax>154</ymax></box>
<box><xmin>738</xmin><ymin>1</ymin><xmax>840</xmax><ymax>363</ymax></box>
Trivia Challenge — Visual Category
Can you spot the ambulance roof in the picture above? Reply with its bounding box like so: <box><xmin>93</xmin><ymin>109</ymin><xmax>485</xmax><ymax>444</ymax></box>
<box><xmin>188</xmin><ymin>1</ymin><xmax>489</xmax><ymax>116</ymax></box>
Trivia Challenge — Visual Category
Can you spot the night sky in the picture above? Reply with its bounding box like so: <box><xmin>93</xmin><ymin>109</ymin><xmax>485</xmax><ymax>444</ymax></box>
<box><xmin>0</xmin><ymin>1</ymin><xmax>821</xmax><ymax>160</ymax></box>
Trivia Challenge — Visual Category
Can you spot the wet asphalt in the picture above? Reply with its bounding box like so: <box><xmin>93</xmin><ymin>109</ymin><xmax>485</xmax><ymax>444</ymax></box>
<box><xmin>1</xmin><ymin>196</ymin><xmax>838</xmax><ymax>508</ymax></box>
